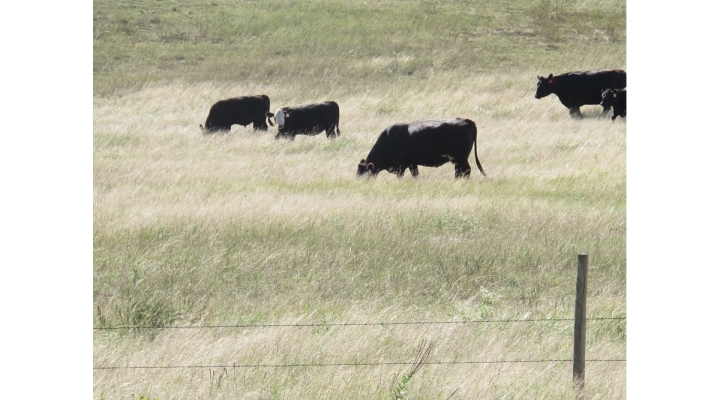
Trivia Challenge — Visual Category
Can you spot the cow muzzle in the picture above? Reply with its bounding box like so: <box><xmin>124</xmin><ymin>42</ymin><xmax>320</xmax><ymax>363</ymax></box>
<box><xmin>357</xmin><ymin>160</ymin><xmax>375</xmax><ymax>177</ymax></box>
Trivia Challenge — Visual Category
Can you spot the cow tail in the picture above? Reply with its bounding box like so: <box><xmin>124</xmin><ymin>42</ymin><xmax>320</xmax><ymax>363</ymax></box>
<box><xmin>468</xmin><ymin>119</ymin><xmax>487</xmax><ymax>177</ymax></box>
<box><xmin>333</xmin><ymin>101</ymin><xmax>340</xmax><ymax>136</ymax></box>
<box><xmin>263</xmin><ymin>95</ymin><xmax>274</xmax><ymax>127</ymax></box>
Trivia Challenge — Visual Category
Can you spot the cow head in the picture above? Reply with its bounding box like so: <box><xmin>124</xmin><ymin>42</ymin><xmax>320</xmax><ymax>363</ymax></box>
<box><xmin>199</xmin><ymin>123</ymin><xmax>223</xmax><ymax>134</ymax></box>
<box><xmin>269</xmin><ymin>109</ymin><xmax>291</xmax><ymax>130</ymax></box>
<box><xmin>535</xmin><ymin>74</ymin><xmax>554</xmax><ymax>99</ymax></box>
<box><xmin>357</xmin><ymin>159</ymin><xmax>377</xmax><ymax>177</ymax></box>
<box><xmin>600</xmin><ymin>88</ymin><xmax>617</xmax><ymax>108</ymax></box>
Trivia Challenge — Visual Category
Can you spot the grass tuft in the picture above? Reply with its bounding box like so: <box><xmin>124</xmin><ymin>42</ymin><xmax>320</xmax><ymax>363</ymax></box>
<box><xmin>393</xmin><ymin>340</ymin><xmax>434</xmax><ymax>399</ymax></box>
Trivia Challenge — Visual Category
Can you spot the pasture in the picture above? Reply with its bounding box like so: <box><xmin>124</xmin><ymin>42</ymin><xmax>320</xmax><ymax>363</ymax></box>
<box><xmin>94</xmin><ymin>0</ymin><xmax>626</xmax><ymax>398</ymax></box>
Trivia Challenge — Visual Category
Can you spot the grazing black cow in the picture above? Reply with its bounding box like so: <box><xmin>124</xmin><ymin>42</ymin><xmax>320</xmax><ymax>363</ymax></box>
<box><xmin>266</xmin><ymin>101</ymin><xmax>340</xmax><ymax>140</ymax></box>
<box><xmin>199</xmin><ymin>95</ymin><xmax>273</xmax><ymax>133</ymax></box>
<box><xmin>357</xmin><ymin>118</ymin><xmax>487</xmax><ymax>179</ymax></box>
<box><xmin>600</xmin><ymin>88</ymin><xmax>626</xmax><ymax>121</ymax></box>
<box><xmin>535</xmin><ymin>69</ymin><xmax>626</xmax><ymax>116</ymax></box>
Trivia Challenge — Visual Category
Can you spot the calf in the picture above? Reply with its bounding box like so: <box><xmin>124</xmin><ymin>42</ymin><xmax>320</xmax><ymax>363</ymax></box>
<box><xmin>600</xmin><ymin>88</ymin><xmax>626</xmax><ymax>121</ymax></box>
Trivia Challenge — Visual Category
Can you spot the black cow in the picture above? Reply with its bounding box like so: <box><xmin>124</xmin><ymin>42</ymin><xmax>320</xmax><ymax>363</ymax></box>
<box><xmin>357</xmin><ymin>118</ymin><xmax>487</xmax><ymax>179</ymax></box>
<box><xmin>199</xmin><ymin>95</ymin><xmax>273</xmax><ymax>133</ymax></box>
<box><xmin>535</xmin><ymin>69</ymin><xmax>626</xmax><ymax>116</ymax></box>
<box><xmin>600</xmin><ymin>88</ymin><xmax>626</xmax><ymax>121</ymax></box>
<box><xmin>266</xmin><ymin>101</ymin><xmax>340</xmax><ymax>140</ymax></box>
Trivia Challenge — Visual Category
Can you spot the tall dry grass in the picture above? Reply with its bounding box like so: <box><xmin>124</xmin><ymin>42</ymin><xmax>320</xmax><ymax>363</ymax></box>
<box><xmin>94</xmin><ymin>77</ymin><xmax>625</xmax><ymax>398</ymax></box>
<box><xmin>94</xmin><ymin>0</ymin><xmax>626</xmax><ymax>398</ymax></box>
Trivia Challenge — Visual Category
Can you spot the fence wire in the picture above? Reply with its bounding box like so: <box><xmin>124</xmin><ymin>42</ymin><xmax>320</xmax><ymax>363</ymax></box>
<box><xmin>94</xmin><ymin>317</ymin><xmax>625</xmax><ymax>331</ymax></box>
<box><xmin>94</xmin><ymin>359</ymin><xmax>626</xmax><ymax>370</ymax></box>
<box><xmin>94</xmin><ymin>317</ymin><xmax>626</xmax><ymax>371</ymax></box>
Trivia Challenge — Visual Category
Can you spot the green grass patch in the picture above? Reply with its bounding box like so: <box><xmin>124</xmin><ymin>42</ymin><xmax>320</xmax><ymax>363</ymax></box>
<box><xmin>94</xmin><ymin>0</ymin><xmax>625</xmax><ymax>97</ymax></box>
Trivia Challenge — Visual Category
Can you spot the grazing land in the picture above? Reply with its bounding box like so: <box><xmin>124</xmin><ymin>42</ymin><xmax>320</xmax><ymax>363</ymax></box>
<box><xmin>94</xmin><ymin>0</ymin><xmax>626</xmax><ymax>398</ymax></box>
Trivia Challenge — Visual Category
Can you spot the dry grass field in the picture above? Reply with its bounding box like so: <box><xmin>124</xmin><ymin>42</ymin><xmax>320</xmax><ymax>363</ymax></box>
<box><xmin>94</xmin><ymin>0</ymin><xmax>626</xmax><ymax>398</ymax></box>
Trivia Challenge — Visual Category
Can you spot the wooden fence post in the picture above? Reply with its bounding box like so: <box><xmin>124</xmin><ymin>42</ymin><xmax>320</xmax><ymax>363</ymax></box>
<box><xmin>573</xmin><ymin>254</ymin><xmax>588</xmax><ymax>397</ymax></box>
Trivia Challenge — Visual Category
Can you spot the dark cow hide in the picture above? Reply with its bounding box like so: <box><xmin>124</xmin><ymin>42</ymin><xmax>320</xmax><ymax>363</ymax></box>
<box><xmin>600</xmin><ymin>88</ymin><xmax>626</xmax><ymax>121</ymax></box>
<box><xmin>535</xmin><ymin>69</ymin><xmax>626</xmax><ymax>116</ymax></box>
<box><xmin>357</xmin><ymin>118</ymin><xmax>487</xmax><ymax>179</ymax></box>
<box><xmin>199</xmin><ymin>95</ymin><xmax>273</xmax><ymax>133</ymax></box>
<box><xmin>266</xmin><ymin>101</ymin><xmax>340</xmax><ymax>140</ymax></box>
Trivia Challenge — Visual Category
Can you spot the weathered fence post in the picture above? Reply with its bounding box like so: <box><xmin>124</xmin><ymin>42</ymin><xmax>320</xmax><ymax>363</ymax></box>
<box><xmin>573</xmin><ymin>254</ymin><xmax>588</xmax><ymax>398</ymax></box>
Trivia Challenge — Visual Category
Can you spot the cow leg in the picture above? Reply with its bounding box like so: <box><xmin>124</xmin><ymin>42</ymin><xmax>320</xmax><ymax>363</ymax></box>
<box><xmin>253</xmin><ymin>119</ymin><xmax>268</xmax><ymax>131</ymax></box>
<box><xmin>410</xmin><ymin>165</ymin><xmax>419</xmax><ymax>177</ymax></box>
<box><xmin>455</xmin><ymin>161</ymin><xmax>471</xmax><ymax>179</ymax></box>
<box><xmin>569</xmin><ymin>106</ymin><xmax>581</xmax><ymax>117</ymax></box>
<box><xmin>389</xmin><ymin>165</ymin><xmax>406</xmax><ymax>178</ymax></box>
<box><xmin>326</xmin><ymin>125</ymin><xmax>337</xmax><ymax>139</ymax></box>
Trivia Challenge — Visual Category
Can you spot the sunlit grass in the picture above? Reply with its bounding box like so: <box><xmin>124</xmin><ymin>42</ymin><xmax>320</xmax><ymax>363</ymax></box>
<box><xmin>94</xmin><ymin>79</ymin><xmax>625</xmax><ymax>397</ymax></box>
<box><xmin>94</xmin><ymin>0</ymin><xmax>625</xmax><ymax>398</ymax></box>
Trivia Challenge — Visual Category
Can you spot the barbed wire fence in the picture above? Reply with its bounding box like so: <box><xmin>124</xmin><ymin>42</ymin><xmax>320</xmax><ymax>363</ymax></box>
<box><xmin>92</xmin><ymin>316</ymin><xmax>625</xmax><ymax>331</ymax></box>
<box><xmin>94</xmin><ymin>359</ymin><xmax>626</xmax><ymax>371</ymax></box>
<box><xmin>93</xmin><ymin>254</ymin><xmax>625</xmax><ymax>398</ymax></box>
<box><xmin>93</xmin><ymin>316</ymin><xmax>626</xmax><ymax>370</ymax></box>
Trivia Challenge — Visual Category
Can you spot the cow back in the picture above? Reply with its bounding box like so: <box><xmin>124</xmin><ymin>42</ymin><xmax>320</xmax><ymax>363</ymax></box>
<box><xmin>406</xmin><ymin>118</ymin><xmax>475</xmax><ymax>160</ymax></box>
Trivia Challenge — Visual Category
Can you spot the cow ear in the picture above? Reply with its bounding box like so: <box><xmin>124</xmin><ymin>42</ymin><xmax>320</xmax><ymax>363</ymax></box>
<box><xmin>367</xmin><ymin>162</ymin><xmax>374</xmax><ymax>171</ymax></box>
<box><xmin>360</xmin><ymin>159</ymin><xmax>366</xmax><ymax>165</ymax></box>
<box><xmin>548</xmin><ymin>73</ymin><xmax>553</xmax><ymax>80</ymax></box>
<box><xmin>285</xmin><ymin>111</ymin><xmax>291</xmax><ymax>118</ymax></box>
